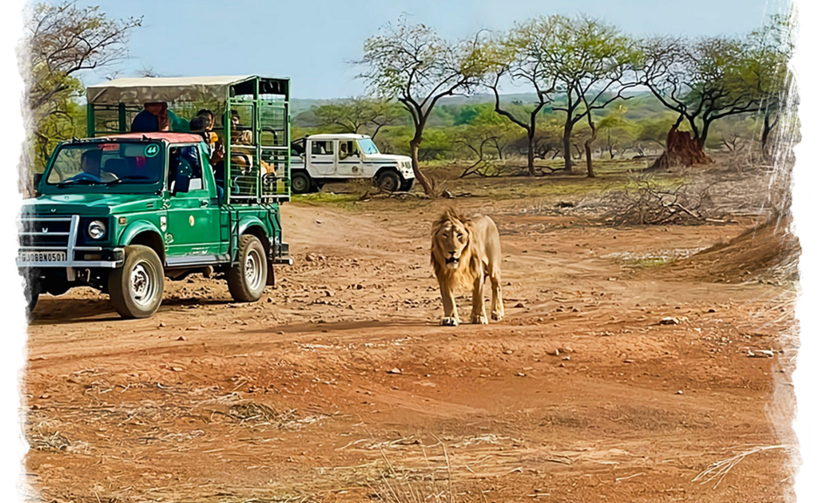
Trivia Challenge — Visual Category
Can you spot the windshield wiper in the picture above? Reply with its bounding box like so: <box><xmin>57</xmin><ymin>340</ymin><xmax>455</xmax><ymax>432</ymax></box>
<box><xmin>56</xmin><ymin>178</ymin><xmax>102</xmax><ymax>187</ymax></box>
<box><xmin>104</xmin><ymin>175</ymin><xmax>152</xmax><ymax>185</ymax></box>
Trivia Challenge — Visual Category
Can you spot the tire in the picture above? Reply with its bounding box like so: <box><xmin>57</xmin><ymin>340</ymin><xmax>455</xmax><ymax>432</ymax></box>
<box><xmin>44</xmin><ymin>277</ymin><xmax>70</xmax><ymax>296</ymax></box>
<box><xmin>376</xmin><ymin>169</ymin><xmax>402</xmax><ymax>192</ymax></box>
<box><xmin>108</xmin><ymin>245</ymin><xmax>164</xmax><ymax>319</ymax></box>
<box><xmin>20</xmin><ymin>281</ymin><xmax>40</xmax><ymax>320</ymax></box>
<box><xmin>399</xmin><ymin>178</ymin><xmax>415</xmax><ymax>192</ymax></box>
<box><xmin>227</xmin><ymin>234</ymin><xmax>267</xmax><ymax>302</ymax></box>
<box><xmin>291</xmin><ymin>170</ymin><xmax>313</xmax><ymax>194</ymax></box>
<box><xmin>25</xmin><ymin>274</ymin><xmax>41</xmax><ymax>316</ymax></box>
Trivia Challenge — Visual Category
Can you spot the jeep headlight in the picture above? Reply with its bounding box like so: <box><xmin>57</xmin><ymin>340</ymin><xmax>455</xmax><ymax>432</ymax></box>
<box><xmin>88</xmin><ymin>220</ymin><xmax>107</xmax><ymax>240</ymax></box>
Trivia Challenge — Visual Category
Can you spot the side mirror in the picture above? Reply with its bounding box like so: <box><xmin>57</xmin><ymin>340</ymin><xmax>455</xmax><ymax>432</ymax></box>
<box><xmin>173</xmin><ymin>173</ymin><xmax>191</xmax><ymax>194</ymax></box>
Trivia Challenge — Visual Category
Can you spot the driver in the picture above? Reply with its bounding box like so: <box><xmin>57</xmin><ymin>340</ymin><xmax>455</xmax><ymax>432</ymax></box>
<box><xmin>79</xmin><ymin>149</ymin><xmax>103</xmax><ymax>178</ymax></box>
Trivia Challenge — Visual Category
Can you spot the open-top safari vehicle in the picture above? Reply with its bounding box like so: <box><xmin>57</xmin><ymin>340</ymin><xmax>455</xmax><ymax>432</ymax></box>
<box><xmin>18</xmin><ymin>75</ymin><xmax>292</xmax><ymax>318</ymax></box>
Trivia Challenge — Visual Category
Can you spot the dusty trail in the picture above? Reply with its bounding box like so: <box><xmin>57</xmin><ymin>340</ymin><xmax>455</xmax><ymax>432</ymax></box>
<box><xmin>23</xmin><ymin>198</ymin><xmax>796</xmax><ymax>502</ymax></box>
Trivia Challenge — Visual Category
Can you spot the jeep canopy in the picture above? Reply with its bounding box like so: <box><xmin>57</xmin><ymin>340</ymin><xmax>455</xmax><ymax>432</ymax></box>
<box><xmin>87</xmin><ymin>76</ymin><xmax>289</xmax><ymax>105</ymax></box>
<box><xmin>85</xmin><ymin>75</ymin><xmax>291</xmax><ymax>205</ymax></box>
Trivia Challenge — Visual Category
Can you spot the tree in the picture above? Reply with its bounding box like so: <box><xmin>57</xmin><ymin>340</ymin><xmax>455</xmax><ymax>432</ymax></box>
<box><xmin>596</xmin><ymin>105</ymin><xmax>637</xmax><ymax>159</ymax></box>
<box><xmin>21</xmin><ymin>1</ymin><xmax>142</xmax><ymax>178</ymax></box>
<box><xmin>637</xmin><ymin>34</ymin><xmax>763</xmax><ymax>168</ymax></box>
<box><xmin>517</xmin><ymin>15</ymin><xmax>636</xmax><ymax>177</ymax></box>
<box><xmin>358</xmin><ymin>18</ymin><xmax>486</xmax><ymax>195</ymax></box>
<box><xmin>453</xmin><ymin>124</ymin><xmax>502</xmax><ymax>177</ymax></box>
<box><xmin>744</xmin><ymin>14</ymin><xmax>794</xmax><ymax>158</ymax></box>
<box><xmin>527</xmin><ymin>117</ymin><xmax>563</xmax><ymax>160</ymax></box>
<box><xmin>312</xmin><ymin>97</ymin><xmax>403</xmax><ymax>140</ymax></box>
<box><xmin>482</xmin><ymin>30</ymin><xmax>554</xmax><ymax>176</ymax></box>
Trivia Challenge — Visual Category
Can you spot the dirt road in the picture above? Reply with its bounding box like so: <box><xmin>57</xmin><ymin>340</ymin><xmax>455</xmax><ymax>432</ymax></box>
<box><xmin>23</xmin><ymin>194</ymin><xmax>797</xmax><ymax>502</ymax></box>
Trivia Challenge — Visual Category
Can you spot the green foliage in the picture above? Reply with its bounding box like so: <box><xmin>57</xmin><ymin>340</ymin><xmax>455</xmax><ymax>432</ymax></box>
<box><xmin>30</xmin><ymin>99</ymin><xmax>86</xmax><ymax>171</ymax></box>
<box><xmin>23</xmin><ymin>1</ymin><xmax>142</xmax><ymax>174</ymax></box>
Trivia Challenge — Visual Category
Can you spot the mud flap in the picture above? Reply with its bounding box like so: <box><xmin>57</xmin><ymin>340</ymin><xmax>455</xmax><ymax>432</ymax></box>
<box><xmin>266</xmin><ymin>263</ymin><xmax>275</xmax><ymax>286</ymax></box>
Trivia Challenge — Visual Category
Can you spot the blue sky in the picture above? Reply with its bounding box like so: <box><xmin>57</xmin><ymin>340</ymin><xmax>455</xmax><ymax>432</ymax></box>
<box><xmin>73</xmin><ymin>0</ymin><xmax>783</xmax><ymax>99</ymax></box>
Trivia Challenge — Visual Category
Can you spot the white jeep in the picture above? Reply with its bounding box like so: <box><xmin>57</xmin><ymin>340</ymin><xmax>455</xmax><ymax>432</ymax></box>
<box><xmin>289</xmin><ymin>134</ymin><xmax>414</xmax><ymax>193</ymax></box>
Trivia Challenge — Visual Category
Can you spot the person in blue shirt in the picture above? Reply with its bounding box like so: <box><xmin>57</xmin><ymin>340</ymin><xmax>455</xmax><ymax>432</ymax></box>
<box><xmin>131</xmin><ymin>102</ymin><xmax>190</xmax><ymax>133</ymax></box>
<box><xmin>131</xmin><ymin>103</ymin><xmax>165</xmax><ymax>132</ymax></box>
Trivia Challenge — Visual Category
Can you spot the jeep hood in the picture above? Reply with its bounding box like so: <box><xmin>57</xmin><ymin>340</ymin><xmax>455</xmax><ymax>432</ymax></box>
<box><xmin>363</xmin><ymin>153</ymin><xmax>411</xmax><ymax>163</ymax></box>
<box><xmin>21</xmin><ymin>193</ymin><xmax>164</xmax><ymax>216</ymax></box>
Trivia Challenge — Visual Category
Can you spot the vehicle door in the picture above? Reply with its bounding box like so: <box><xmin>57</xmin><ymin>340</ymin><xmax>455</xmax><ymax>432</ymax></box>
<box><xmin>165</xmin><ymin>144</ymin><xmax>222</xmax><ymax>264</ymax></box>
<box><xmin>290</xmin><ymin>138</ymin><xmax>306</xmax><ymax>170</ymax></box>
<box><xmin>309</xmin><ymin>139</ymin><xmax>337</xmax><ymax>176</ymax></box>
<box><xmin>199</xmin><ymin>143</ymin><xmax>230</xmax><ymax>256</ymax></box>
<box><xmin>336</xmin><ymin>139</ymin><xmax>363</xmax><ymax>178</ymax></box>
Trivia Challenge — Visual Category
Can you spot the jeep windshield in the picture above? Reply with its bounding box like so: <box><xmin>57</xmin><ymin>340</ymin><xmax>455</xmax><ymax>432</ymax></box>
<box><xmin>356</xmin><ymin>138</ymin><xmax>379</xmax><ymax>155</ymax></box>
<box><xmin>45</xmin><ymin>142</ymin><xmax>164</xmax><ymax>191</ymax></box>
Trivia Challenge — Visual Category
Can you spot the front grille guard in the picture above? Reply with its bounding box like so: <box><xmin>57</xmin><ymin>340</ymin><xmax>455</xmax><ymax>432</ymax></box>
<box><xmin>17</xmin><ymin>215</ymin><xmax>123</xmax><ymax>269</ymax></box>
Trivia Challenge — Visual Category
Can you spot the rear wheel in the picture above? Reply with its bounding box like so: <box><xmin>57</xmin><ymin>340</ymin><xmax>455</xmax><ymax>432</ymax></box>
<box><xmin>291</xmin><ymin>170</ymin><xmax>314</xmax><ymax>194</ymax></box>
<box><xmin>227</xmin><ymin>234</ymin><xmax>267</xmax><ymax>302</ymax></box>
<box><xmin>108</xmin><ymin>245</ymin><xmax>164</xmax><ymax>319</ymax></box>
<box><xmin>376</xmin><ymin>169</ymin><xmax>401</xmax><ymax>192</ymax></box>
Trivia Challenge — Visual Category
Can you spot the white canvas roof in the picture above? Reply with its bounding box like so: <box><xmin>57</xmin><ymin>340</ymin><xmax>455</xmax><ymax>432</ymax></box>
<box><xmin>87</xmin><ymin>75</ymin><xmax>254</xmax><ymax>105</ymax></box>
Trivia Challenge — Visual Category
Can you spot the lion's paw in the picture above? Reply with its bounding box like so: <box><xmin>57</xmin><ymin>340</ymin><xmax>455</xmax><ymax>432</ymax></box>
<box><xmin>471</xmin><ymin>314</ymin><xmax>489</xmax><ymax>325</ymax></box>
<box><xmin>491</xmin><ymin>310</ymin><xmax>504</xmax><ymax>322</ymax></box>
<box><xmin>441</xmin><ymin>317</ymin><xmax>459</xmax><ymax>327</ymax></box>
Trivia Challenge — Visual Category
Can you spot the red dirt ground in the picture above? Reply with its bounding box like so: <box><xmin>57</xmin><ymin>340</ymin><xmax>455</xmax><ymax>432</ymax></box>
<box><xmin>22</xmin><ymin>191</ymin><xmax>798</xmax><ymax>502</ymax></box>
<box><xmin>674</xmin><ymin>214</ymin><xmax>799</xmax><ymax>285</ymax></box>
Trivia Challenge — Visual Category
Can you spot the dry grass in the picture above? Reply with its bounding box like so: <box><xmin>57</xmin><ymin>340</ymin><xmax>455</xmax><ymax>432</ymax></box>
<box><xmin>693</xmin><ymin>444</ymin><xmax>795</xmax><ymax>489</ymax></box>
<box><xmin>368</xmin><ymin>439</ymin><xmax>483</xmax><ymax>503</ymax></box>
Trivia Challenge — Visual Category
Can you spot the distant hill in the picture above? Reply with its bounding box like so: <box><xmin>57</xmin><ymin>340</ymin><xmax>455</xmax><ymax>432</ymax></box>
<box><xmin>290</xmin><ymin>90</ymin><xmax>657</xmax><ymax>115</ymax></box>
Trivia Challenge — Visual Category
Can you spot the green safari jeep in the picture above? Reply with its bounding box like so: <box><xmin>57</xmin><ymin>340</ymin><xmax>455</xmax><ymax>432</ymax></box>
<box><xmin>19</xmin><ymin>75</ymin><xmax>292</xmax><ymax>318</ymax></box>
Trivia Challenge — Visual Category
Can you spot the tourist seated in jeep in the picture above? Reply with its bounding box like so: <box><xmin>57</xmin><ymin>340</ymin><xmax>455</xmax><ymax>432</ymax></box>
<box><xmin>131</xmin><ymin>103</ymin><xmax>167</xmax><ymax>132</ymax></box>
<box><xmin>228</xmin><ymin>109</ymin><xmax>252</xmax><ymax>145</ymax></box>
<box><xmin>189</xmin><ymin>115</ymin><xmax>225</xmax><ymax>203</ymax></box>
<box><xmin>131</xmin><ymin>102</ymin><xmax>190</xmax><ymax>133</ymax></box>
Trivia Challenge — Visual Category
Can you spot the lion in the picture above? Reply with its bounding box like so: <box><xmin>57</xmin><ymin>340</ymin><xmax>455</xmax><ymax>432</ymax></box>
<box><xmin>431</xmin><ymin>208</ymin><xmax>504</xmax><ymax>326</ymax></box>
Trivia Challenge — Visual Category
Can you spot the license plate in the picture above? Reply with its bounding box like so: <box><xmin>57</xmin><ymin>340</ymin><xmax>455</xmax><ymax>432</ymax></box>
<box><xmin>18</xmin><ymin>251</ymin><xmax>67</xmax><ymax>264</ymax></box>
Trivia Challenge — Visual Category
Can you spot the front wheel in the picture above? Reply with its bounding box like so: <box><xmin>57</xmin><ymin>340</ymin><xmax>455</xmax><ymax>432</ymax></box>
<box><xmin>291</xmin><ymin>170</ymin><xmax>314</xmax><ymax>194</ymax></box>
<box><xmin>227</xmin><ymin>235</ymin><xmax>267</xmax><ymax>302</ymax></box>
<box><xmin>376</xmin><ymin>170</ymin><xmax>402</xmax><ymax>192</ymax></box>
<box><xmin>25</xmin><ymin>274</ymin><xmax>41</xmax><ymax>316</ymax></box>
<box><xmin>20</xmin><ymin>281</ymin><xmax>40</xmax><ymax>319</ymax></box>
<box><xmin>108</xmin><ymin>245</ymin><xmax>164</xmax><ymax>319</ymax></box>
<box><xmin>399</xmin><ymin>178</ymin><xmax>415</xmax><ymax>192</ymax></box>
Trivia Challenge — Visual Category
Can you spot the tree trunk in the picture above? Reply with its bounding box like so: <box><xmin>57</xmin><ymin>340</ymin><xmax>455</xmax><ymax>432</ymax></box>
<box><xmin>563</xmin><ymin>121</ymin><xmax>573</xmax><ymax>172</ymax></box>
<box><xmin>698</xmin><ymin>120</ymin><xmax>711</xmax><ymax>150</ymax></box>
<box><xmin>526</xmin><ymin>130</ymin><xmax>536</xmax><ymax>177</ymax></box>
<box><xmin>761</xmin><ymin>111</ymin><xmax>779</xmax><ymax>159</ymax></box>
<box><xmin>585</xmin><ymin>142</ymin><xmax>595</xmax><ymax>178</ymax></box>
<box><xmin>649</xmin><ymin>125</ymin><xmax>711</xmax><ymax>171</ymax></box>
<box><xmin>409</xmin><ymin>136</ymin><xmax>432</xmax><ymax>195</ymax></box>
<box><xmin>607</xmin><ymin>130</ymin><xmax>614</xmax><ymax>159</ymax></box>
<box><xmin>762</xmin><ymin>113</ymin><xmax>771</xmax><ymax>158</ymax></box>
<box><xmin>585</xmin><ymin>113</ymin><xmax>598</xmax><ymax>178</ymax></box>
<box><xmin>17</xmin><ymin>139</ymin><xmax>36</xmax><ymax>199</ymax></box>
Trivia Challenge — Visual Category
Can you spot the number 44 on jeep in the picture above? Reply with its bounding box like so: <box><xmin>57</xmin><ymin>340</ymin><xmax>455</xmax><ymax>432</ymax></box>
<box><xmin>18</xmin><ymin>75</ymin><xmax>293</xmax><ymax>319</ymax></box>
